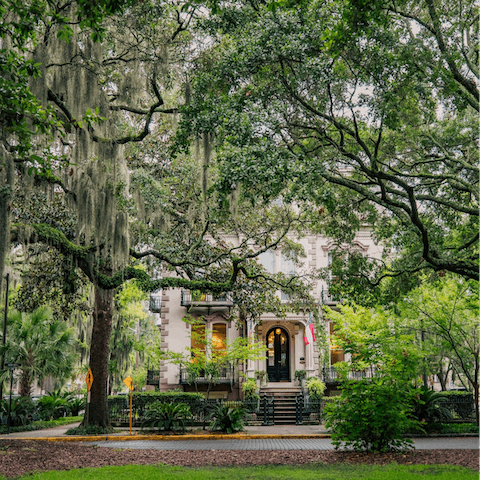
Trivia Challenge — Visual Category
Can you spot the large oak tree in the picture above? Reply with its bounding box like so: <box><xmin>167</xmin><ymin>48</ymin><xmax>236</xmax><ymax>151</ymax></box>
<box><xmin>2</xmin><ymin>1</ymin><xmax>311</xmax><ymax>427</ymax></box>
<box><xmin>177</xmin><ymin>0</ymin><xmax>478</xmax><ymax>297</ymax></box>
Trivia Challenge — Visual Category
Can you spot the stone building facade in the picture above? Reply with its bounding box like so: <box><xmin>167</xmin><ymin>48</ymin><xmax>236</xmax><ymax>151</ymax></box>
<box><xmin>155</xmin><ymin>227</ymin><xmax>383</xmax><ymax>399</ymax></box>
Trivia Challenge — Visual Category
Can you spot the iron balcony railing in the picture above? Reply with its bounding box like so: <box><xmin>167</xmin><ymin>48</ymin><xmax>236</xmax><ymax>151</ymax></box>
<box><xmin>322</xmin><ymin>365</ymin><xmax>379</xmax><ymax>383</ymax></box>
<box><xmin>320</xmin><ymin>287</ymin><xmax>341</xmax><ymax>304</ymax></box>
<box><xmin>179</xmin><ymin>364</ymin><xmax>235</xmax><ymax>385</ymax></box>
<box><xmin>181</xmin><ymin>291</ymin><xmax>234</xmax><ymax>308</ymax></box>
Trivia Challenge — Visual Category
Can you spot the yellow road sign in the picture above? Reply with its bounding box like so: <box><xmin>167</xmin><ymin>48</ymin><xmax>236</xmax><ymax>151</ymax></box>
<box><xmin>123</xmin><ymin>376</ymin><xmax>134</xmax><ymax>391</ymax></box>
<box><xmin>86</xmin><ymin>368</ymin><xmax>93</xmax><ymax>391</ymax></box>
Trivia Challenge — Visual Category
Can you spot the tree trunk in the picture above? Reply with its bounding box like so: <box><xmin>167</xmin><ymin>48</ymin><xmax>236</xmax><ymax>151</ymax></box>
<box><xmin>19</xmin><ymin>370</ymin><xmax>32</xmax><ymax>398</ymax></box>
<box><xmin>84</xmin><ymin>285</ymin><xmax>113</xmax><ymax>427</ymax></box>
<box><xmin>0</xmin><ymin>149</ymin><xmax>14</xmax><ymax>302</ymax></box>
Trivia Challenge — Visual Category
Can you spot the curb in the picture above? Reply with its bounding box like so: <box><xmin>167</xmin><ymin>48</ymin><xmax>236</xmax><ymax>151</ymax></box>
<box><xmin>9</xmin><ymin>433</ymin><xmax>332</xmax><ymax>442</ymax></box>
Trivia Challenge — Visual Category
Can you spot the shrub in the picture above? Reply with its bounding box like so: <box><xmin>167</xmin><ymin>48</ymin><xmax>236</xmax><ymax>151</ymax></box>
<box><xmin>209</xmin><ymin>403</ymin><xmax>245</xmax><ymax>433</ymax></box>
<box><xmin>242</xmin><ymin>378</ymin><xmax>259</xmax><ymax>399</ymax></box>
<box><xmin>0</xmin><ymin>397</ymin><xmax>37</xmax><ymax>427</ymax></box>
<box><xmin>37</xmin><ymin>395</ymin><xmax>69</xmax><ymax>420</ymax></box>
<box><xmin>324</xmin><ymin>379</ymin><xmax>416</xmax><ymax>452</ymax></box>
<box><xmin>142</xmin><ymin>401</ymin><xmax>191</xmax><ymax>433</ymax></box>
<box><xmin>108</xmin><ymin>391</ymin><xmax>204</xmax><ymax>420</ymax></box>
<box><xmin>66</xmin><ymin>396</ymin><xmax>85</xmax><ymax>417</ymax></box>
<box><xmin>66</xmin><ymin>424</ymin><xmax>113</xmax><ymax>435</ymax></box>
<box><xmin>306</xmin><ymin>377</ymin><xmax>325</xmax><ymax>400</ymax></box>
<box><xmin>411</xmin><ymin>387</ymin><xmax>452</xmax><ymax>428</ymax></box>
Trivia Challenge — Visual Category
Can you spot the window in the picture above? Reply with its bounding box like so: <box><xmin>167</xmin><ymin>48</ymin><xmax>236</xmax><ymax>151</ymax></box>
<box><xmin>329</xmin><ymin>322</ymin><xmax>344</xmax><ymax>365</ymax></box>
<box><xmin>212</xmin><ymin>323</ymin><xmax>227</xmax><ymax>354</ymax></box>
<box><xmin>281</xmin><ymin>254</ymin><xmax>295</xmax><ymax>275</ymax></box>
<box><xmin>191</xmin><ymin>322</ymin><xmax>205</xmax><ymax>362</ymax></box>
<box><xmin>258</xmin><ymin>251</ymin><xmax>275</xmax><ymax>273</ymax></box>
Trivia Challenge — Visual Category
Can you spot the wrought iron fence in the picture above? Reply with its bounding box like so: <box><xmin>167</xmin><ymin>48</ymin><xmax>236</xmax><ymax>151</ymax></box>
<box><xmin>322</xmin><ymin>366</ymin><xmax>379</xmax><ymax>383</ymax></box>
<box><xmin>295</xmin><ymin>394</ymin><xmax>324</xmax><ymax>425</ymax></box>
<box><xmin>108</xmin><ymin>394</ymin><xmax>206</xmax><ymax>427</ymax></box>
<box><xmin>441</xmin><ymin>394</ymin><xmax>476</xmax><ymax>422</ymax></box>
<box><xmin>260</xmin><ymin>393</ymin><xmax>275</xmax><ymax>426</ymax></box>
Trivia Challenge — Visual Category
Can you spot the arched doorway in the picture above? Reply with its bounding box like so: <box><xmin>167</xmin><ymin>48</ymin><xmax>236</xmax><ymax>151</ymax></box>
<box><xmin>266</xmin><ymin>326</ymin><xmax>290</xmax><ymax>382</ymax></box>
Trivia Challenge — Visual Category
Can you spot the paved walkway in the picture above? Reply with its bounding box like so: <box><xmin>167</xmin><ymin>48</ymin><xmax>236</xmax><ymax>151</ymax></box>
<box><xmin>2</xmin><ymin>423</ymin><xmax>328</xmax><ymax>439</ymax></box>
<box><xmin>85</xmin><ymin>437</ymin><xmax>478</xmax><ymax>450</ymax></box>
<box><xmin>2</xmin><ymin>423</ymin><xmax>478</xmax><ymax>451</ymax></box>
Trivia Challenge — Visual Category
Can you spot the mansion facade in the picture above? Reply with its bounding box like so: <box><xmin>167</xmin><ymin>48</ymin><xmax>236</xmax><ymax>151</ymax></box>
<box><xmin>153</xmin><ymin>228</ymin><xmax>383</xmax><ymax>400</ymax></box>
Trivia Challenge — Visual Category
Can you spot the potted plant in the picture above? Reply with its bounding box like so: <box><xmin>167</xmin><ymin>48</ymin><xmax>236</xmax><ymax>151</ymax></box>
<box><xmin>294</xmin><ymin>370</ymin><xmax>307</xmax><ymax>388</ymax></box>
<box><xmin>254</xmin><ymin>370</ymin><xmax>269</xmax><ymax>387</ymax></box>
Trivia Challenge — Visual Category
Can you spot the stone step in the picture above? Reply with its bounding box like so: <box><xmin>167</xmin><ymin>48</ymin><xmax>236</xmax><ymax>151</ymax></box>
<box><xmin>257</xmin><ymin>387</ymin><xmax>304</xmax><ymax>425</ymax></box>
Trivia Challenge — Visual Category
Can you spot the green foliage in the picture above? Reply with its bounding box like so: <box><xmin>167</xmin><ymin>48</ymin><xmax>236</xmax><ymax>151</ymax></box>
<box><xmin>178</xmin><ymin>0</ymin><xmax>479</xmax><ymax>292</ymax></box>
<box><xmin>241</xmin><ymin>378</ymin><xmax>259</xmax><ymax>399</ymax></box>
<box><xmin>0</xmin><ymin>415</ymin><xmax>82</xmax><ymax>434</ymax></box>
<box><xmin>324</xmin><ymin>379</ymin><xmax>416</xmax><ymax>452</ymax></box>
<box><xmin>0</xmin><ymin>396</ymin><xmax>37</xmax><ymax>427</ymax></box>
<box><xmin>426</xmin><ymin>423</ymin><xmax>478</xmax><ymax>435</ymax></box>
<box><xmin>65</xmin><ymin>396</ymin><xmax>85</xmax><ymax>417</ymax></box>
<box><xmin>306</xmin><ymin>377</ymin><xmax>325</xmax><ymax>400</ymax></box>
<box><xmin>37</xmin><ymin>395</ymin><xmax>69</xmax><ymax>421</ymax></box>
<box><xmin>127</xmin><ymin>391</ymin><xmax>204</xmax><ymax>402</ymax></box>
<box><xmin>411</xmin><ymin>387</ymin><xmax>453</xmax><ymax>428</ymax></box>
<box><xmin>0</xmin><ymin>307</ymin><xmax>77</xmax><ymax>397</ymax></box>
<box><xmin>294</xmin><ymin>370</ymin><xmax>307</xmax><ymax>381</ymax></box>
<box><xmin>35</xmin><ymin>390</ymin><xmax>85</xmax><ymax>420</ymax></box>
<box><xmin>208</xmin><ymin>402</ymin><xmax>245</xmax><ymax>433</ymax></box>
<box><xmin>65</xmin><ymin>424</ymin><xmax>114</xmax><ymax>435</ymax></box>
<box><xmin>254</xmin><ymin>370</ymin><xmax>268</xmax><ymax>384</ymax></box>
<box><xmin>324</xmin><ymin>303</ymin><xmax>423</xmax><ymax>382</ymax></box>
<box><xmin>399</xmin><ymin>275</ymin><xmax>479</xmax><ymax>424</ymax></box>
<box><xmin>142</xmin><ymin>401</ymin><xmax>191</xmax><ymax>433</ymax></box>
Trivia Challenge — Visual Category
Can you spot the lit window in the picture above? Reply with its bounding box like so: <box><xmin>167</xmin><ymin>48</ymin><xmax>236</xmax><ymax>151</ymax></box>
<box><xmin>191</xmin><ymin>323</ymin><xmax>205</xmax><ymax>362</ymax></box>
<box><xmin>212</xmin><ymin>323</ymin><xmax>227</xmax><ymax>352</ymax></box>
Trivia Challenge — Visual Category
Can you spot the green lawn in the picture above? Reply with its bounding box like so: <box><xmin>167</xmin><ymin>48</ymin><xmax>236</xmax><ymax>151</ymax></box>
<box><xmin>9</xmin><ymin>463</ymin><xmax>478</xmax><ymax>480</ymax></box>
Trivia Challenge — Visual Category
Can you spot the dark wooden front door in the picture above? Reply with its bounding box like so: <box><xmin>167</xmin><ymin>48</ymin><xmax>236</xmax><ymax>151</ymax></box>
<box><xmin>266</xmin><ymin>327</ymin><xmax>290</xmax><ymax>382</ymax></box>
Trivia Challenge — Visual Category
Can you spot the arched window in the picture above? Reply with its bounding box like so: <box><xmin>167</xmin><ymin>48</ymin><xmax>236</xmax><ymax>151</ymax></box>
<box><xmin>212</xmin><ymin>323</ymin><xmax>227</xmax><ymax>355</ymax></box>
<box><xmin>191</xmin><ymin>322</ymin><xmax>206</xmax><ymax>362</ymax></box>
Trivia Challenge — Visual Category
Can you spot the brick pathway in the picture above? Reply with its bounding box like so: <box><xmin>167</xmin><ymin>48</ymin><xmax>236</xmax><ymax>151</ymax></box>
<box><xmin>85</xmin><ymin>437</ymin><xmax>478</xmax><ymax>451</ymax></box>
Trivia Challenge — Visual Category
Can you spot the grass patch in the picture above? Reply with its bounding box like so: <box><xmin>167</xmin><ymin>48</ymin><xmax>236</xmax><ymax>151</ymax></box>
<box><xmin>0</xmin><ymin>416</ymin><xmax>82</xmax><ymax>435</ymax></box>
<box><xmin>8</xmin><ymin>462</ymin><xmax>478</xmax><ymax>479</ymax></box>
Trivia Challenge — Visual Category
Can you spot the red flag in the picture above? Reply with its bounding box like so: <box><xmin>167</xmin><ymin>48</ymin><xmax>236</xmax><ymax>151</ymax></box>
<box><xmin>304</xmin><ymin>312</ymin><xmax>316</xmax><ymax>346</ymax></box>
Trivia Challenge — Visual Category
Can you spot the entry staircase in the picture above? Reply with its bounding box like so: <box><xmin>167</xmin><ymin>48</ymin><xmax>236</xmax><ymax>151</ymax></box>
<box><xmin>260</xmin><ymin>383</ymin><xmax>301</xmax><ymax>425</ymax></box>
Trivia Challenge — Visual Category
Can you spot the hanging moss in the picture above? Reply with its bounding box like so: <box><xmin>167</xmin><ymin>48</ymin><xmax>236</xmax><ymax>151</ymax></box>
<box><xmin>0</xmin><ymin>146</ymin><xmax>14</xmax><ymax>295</ymax></box>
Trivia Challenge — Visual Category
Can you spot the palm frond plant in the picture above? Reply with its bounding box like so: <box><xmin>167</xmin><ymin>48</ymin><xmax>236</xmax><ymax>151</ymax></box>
<box><xmin>0</xmin><ymin>308</ymin><xmax>77</xmax><ymax>398</ymax></box>
<box><xmin>0</xmin><ymin>397</ymin><xmax>37</xmax><ymax>427</ymax></box>
<box><xmin>37</xmin><ymin>394</ymin><xmax>69</xmax><ymax>420</ymax></box>
<box><xmin>412</xmin><ymin>387</ymin><xmax>453</xmax><ymax>431</ymax></box>
<box><xmin>141</xmin><ymin>401</ymin><xmax>191</xmax><ymax>433</ymax></box>
<box><xmin>66</xmin><ymin>396</ymin><xmax>85</xmax><ymax>417</ymax></box>
<box><xmin>208</xmin><ymin>402</ymin><xmax>245</xmax><ymax>434</ymax></box>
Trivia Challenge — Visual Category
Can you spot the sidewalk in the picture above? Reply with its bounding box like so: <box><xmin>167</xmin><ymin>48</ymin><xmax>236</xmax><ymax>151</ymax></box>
<box><xmin>2</xmin><ymin>422</ymin><xmax>478</xmax><ymax>447</ymax></box>
<box><xmin>2</xmin><ymin>422</ymin><xmax>329</xmax><ymax>441</ymax></box>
